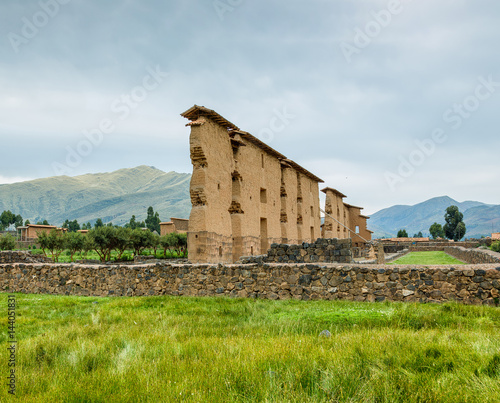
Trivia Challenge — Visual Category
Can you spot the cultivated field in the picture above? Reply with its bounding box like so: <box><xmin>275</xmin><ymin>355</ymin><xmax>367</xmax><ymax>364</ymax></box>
<box><xmin>1</xmin><ymin>293</ymin><xmax>500</xmax><ymax>402</ymax></box>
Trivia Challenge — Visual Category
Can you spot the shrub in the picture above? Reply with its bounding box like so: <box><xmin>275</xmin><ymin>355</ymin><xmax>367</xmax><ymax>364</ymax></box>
<box><xmin>0</xmin><ymin>234</ymin><xmax>17</xmax><ymax>251</ymax></box>
<box><xmin>492</xmin><ymin>241</ymin><xmax>500</xmax><ymax>253</ymax></box>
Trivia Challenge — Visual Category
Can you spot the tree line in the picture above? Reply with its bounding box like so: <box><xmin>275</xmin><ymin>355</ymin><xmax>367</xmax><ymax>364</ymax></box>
<box><xmin>0</xmin><ymin>206</ymin><xmax>162</xmax><ymax>233</ymax></box>
<box><xmin>37</xmin><ymin>227</ymin><xmax>187</xmax><ymax>262</ymax></box>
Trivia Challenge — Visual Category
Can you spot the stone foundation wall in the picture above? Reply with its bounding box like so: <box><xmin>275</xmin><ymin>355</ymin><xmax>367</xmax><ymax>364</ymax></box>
<box><xmin>2</xmin><ymin>262</ymin><xmax>500</xmax><ymax>305</ymax></box>
<box><xmin>240</xmin><ymin>238</ymin><xmax>353</xmax><ymax>264</ymax></box>
<box><xmin>0</xmin><ymin>251</ymin><xmax>51</xmax><ymax>264</ymax></box>
<box><xmin>444</xmin><ymin>246</ymin><xmax>500</xmax><ymax>264</ymax></box>
<box><xmin>387</xmin><ymin>242</ymin><xmax>479</xmax><ymax>254</ymax></box>
<box><xmin>409</xmin><ymin>246</ymin><xmax>449</xmax><ymax>252</ymax></box>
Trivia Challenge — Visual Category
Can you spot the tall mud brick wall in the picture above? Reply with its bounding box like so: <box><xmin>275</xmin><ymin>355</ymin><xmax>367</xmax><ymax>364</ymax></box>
<box><xmin>181</xmin><ymin>105</ymin><xmax>324</xmax><ymax>263</ymax></box>
<box><xmin>321</xmin><ymin>188</ymin><xmax>372</xmax><ymax>247</ymax></box>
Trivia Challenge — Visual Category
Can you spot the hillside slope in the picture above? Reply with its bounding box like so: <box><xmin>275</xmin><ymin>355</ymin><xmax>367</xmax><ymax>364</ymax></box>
<box><xmin>0</xmin><ymin>166</ymin><xmax>191</xmax><ymax>226</ymax></box>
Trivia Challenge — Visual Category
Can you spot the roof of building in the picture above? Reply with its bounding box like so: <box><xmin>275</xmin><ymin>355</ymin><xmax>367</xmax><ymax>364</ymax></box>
<box><xmin>160</xmin><ymin>222</ymin><xmax>174</xmax><ymax>225</ymax></box>
<box><xmin>181</xmin><ymin>105</ymin><xmax>240</xmax><ymax>131</ymax></box>
<box><xmin>23</xmin><ymin>224</ymin><xmax>57</xmax><ymax>229</ymax></box>
<box><xmin>170</xmin><ymin>217</ymin><xmax>189</xmax><ymax>221</ymax></box>
<box><xmin>359</xmin><ymin>214</ymin><xmax>370</xmax><ymax>219</ymax></box>
<box><xmin>181</xmin><ymin>105</ymin><xmax>324</xmax><ymax>183</ymax></box>
<box><xmin>382</xmin><ymin>237</ymin><xmax>430</xmax><ymax>242</ymax></box>
<box><xmin>321</xmin><ymin>187</ymin><xmax>347</xmax><ymax>198</ymax></box>
<box><xmin>343</xmin><ymin>203</ymin><xmax>363</xmax><ymax>210</ymax></box>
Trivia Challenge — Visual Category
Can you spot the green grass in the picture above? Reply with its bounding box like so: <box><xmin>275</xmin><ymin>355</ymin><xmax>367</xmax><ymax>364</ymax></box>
<box><xmin>390</xmin><ymin>251</ymin><xmax>465</xmax><ymax>265</ymax></box>
<box><xmin>1</xmin><ymin>293</ymin><xmax>500</xmax><ymax>402</ymax></box>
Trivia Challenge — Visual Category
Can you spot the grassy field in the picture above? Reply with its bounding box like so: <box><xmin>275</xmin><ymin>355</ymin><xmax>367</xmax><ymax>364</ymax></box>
<box><xmin>390</xmin><ymin>251</ymin><xmax>465</xmax><ymax>265</ymax></box>
<box><xmin>1</xmin><ymin>293</ymin><xmax>500</xmax><ymax>402</ymax></box>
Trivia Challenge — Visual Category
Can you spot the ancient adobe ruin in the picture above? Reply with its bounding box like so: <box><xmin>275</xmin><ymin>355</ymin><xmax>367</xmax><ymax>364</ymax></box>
<box><xmin>321</xmin><ymin>188</ymin><xmax>372</xmax><ymax>248</ymax></box>
<box><xmin>181</xmin><ymin>105</ymin><xmax>371</xmax><ymax>263</ymax></box>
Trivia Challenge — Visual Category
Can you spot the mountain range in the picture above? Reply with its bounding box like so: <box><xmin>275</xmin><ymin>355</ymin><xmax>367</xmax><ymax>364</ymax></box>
<box><xmin>369</xmin><ymin>196</ymin><xmax>500</xmax><ymax>239</ymax></box>
<box><xmin>1</xmin><ymin>168</ymin><xmax>498</xmax><ymax>239</ymax></box>
<box><xmin>0</xmin><ymin>166</ymin><xmax>191</xmax><ymax>226</ymax></box>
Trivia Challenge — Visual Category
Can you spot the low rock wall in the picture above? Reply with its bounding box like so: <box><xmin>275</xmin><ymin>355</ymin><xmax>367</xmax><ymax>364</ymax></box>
<box><xmin>240</xmin><ymin>238</ymin><xmax>352</xmax><ymax>264</ymax></box>
<box><xmin>444</xmin><ymin>246</ymin><xmax>500</xmax><ymax>264</ymax></box>
<box><xmin>0</xmin><ymin>251</ymin><xmax>51</xmax><ymax>264</ymax></box>
<box><xmin>1</xmin><ymin>262</ymin><xmax>499</xmax><ymax>305</ymax></box>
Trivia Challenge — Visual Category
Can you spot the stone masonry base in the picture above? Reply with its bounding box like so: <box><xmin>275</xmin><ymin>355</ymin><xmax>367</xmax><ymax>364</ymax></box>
<box><xmin>1</xmin><ymin>262</ymin><xmax>500</xmax><ymax>305</ymax></box>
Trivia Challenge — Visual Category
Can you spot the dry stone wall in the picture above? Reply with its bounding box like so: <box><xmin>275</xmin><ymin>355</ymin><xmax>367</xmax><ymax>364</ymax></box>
<box><xmin>239</xmin><ymin>238</ymin><xmax>353</xmax><ymax>264</ymax></box>
<box><xmin>444</xmin><ymin>246</ymin><xmax>500</xmax><ymax>264</ymax></box>
<box><xmin>1</xmin><ymin>261</ymin><xmax>500</xmax><ymax>305</ymax></box>
<box><xmin>0</xmin><ymin>251</ymin><xmax>51</xmax><ymax>264</ymax></box>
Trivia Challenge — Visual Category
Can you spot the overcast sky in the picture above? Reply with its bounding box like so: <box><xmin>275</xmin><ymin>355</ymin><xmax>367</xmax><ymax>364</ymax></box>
<box><xmin>1</xmin><ymin>0</ymin><xmax>499</xmax><ymax>214</ymax></box>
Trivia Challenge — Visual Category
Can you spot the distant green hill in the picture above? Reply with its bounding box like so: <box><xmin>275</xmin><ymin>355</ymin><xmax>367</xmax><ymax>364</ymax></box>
<box><xmin>0</xmin><ymin>166</ymin><xmax>191</xmax><ymax>226</ymax></box>
<box><xmin>369</xmin><ymin>196</ymin><xmax>500</xmax><ymax>239</ymax></box>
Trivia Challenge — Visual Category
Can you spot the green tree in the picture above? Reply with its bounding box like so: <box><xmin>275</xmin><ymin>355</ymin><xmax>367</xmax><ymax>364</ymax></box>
<box><xmin>125</xmin><ymin>215</ymin><xmax>145</xmax><ymax>230</ymax></box>
<box><xmin>0</xmin><ymin>234</ymin><xmax>17</xmax><ymax>251</ymax></box>
<box><xmin>429</xmin><ymin>222</ymin><xmax>445</xmax><ymax>239</ymax></box>
<box><xmin>413</xmin><ymin>231</ymin><xmax>423</xmax><ymax>238</ymax></box>
<box><xmin>65</xmin><ymin>232</ymin><xmax>85</xmax><ymax>262</ymax></box>
<box><xmin>82</xmin><ymin>235</ymin><xmax>95</xmax><ymax>258</ymax></box>
<box><xmin>94</xmin><ymin>218</ymin><xmax>104</xmax><ymax>228</ymax></box>
<box><xmin>159</xmin><ymin>234</ymin><xmax>174</xmax><ymax>257</ymax></box>
<box><xmin>37</xmin><ymin>229</ymin><xmax>65</xmax><ymax>262</ymax></box>
<box><xmin>443</xmin><ymin>205</ymin><xmax>467</xmax><ymax>241</ymax></box>
<box><xmin>455</xmin><ymin>221</ymin><xmax>466</xmax><ymax>241</ymax></box>
<box><xmin>150</xmin><ymin>232</ymin><xmax>160</xmax><ymax>255</ymax></box>
<box><xmin>130</xmin><ymin>229</ymin><xmax>152</xmax><ymax>257</ymax></box>
<box><xmin>145</xmin><ymin>207</ymin><xmax>161</xmax><ymax>233</ymax></box>
<box><xmin>114</xmin><ymin>227</ymin><xmax>132</xmax><ymax>260</ymax></box>
<box><xmin>397</xmin><ymin>229</ymin><xmax>408</xmax><ymax>238</ymax></box>
<box><xmin>0</xmin><ymin>210</ymin><xmax>15</xmax><ymax>230</ymax></box>
<box><xmin>63</xmin><ymin>219</ymin><xmax>81</xmax><ymax>232</ymax></box>
<box><xmin>88</xmin><ymin>226</ymin><xmax>116</xmax><ymax>262</ymax></box>
<box><xmin>160</xmin><ymin>233</ymin><xmax>187</xmax><ymax>257</ymax></box>
<box><xmin>24</xmin><ymin>219</ymin><xmax>31</xmax><ymax>226</ymax></box>
<box><xmin>14</xmin><ymin>214</ymin><xmax>23</xmax><ymax>229</ymax></box>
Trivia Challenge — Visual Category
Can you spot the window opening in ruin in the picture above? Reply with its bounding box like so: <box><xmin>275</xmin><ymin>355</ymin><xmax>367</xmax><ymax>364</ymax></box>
<box><xmin>260</xmin><ymin>188</ymin><xmax>267</xmax><ymax>203</ymax></box>
<box><xmin>355</xmin><ymin>226</ymin><xmax>360</xmax><ymax>234</ymax></box>
<box><xmin>251</xmin><ymin>246</ymin><xmax>254</xmax><ymax>256</ymax></box>
<box><xmin>310</xmin><ymin>226</ymin><xmax>314</xmax><ymax>240</ymax></box>
<box><xmin>261</xmin><ymin>154</ymin><xmax>264</xmax><ymax>168</ymax></box>
<box><xmin>310</xmin><ymin>206</ymin><xmax>313</xmax><ymax>216</ymax></box>
<box><xmin>260</xmin><ymin>218</ymin><xmax>268</xmax><ymax>253</ymax></box>
<box><xmin>218</xmin><ymin>183</ymin><xmax>220</xmax><ymax>190</ymax></box>
<box><xmin>219</xmin><ymin>246</ymin><xmax>222</xmax><ymax>257</ymax></box>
